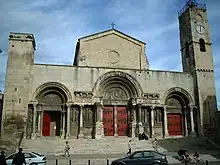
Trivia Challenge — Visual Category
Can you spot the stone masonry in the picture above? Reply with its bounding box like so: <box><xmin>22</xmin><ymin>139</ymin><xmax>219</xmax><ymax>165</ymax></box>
<box><xmin>1</xmin><ymin>0</ymin><xmax>218</xmax><ymax>141</ymax></box>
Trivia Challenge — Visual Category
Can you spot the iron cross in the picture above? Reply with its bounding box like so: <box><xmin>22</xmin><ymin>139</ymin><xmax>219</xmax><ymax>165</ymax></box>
<box><xmin>111</xmin><ymin>22</ymin><xmax>115</xmax><ymax>29</ymax></box>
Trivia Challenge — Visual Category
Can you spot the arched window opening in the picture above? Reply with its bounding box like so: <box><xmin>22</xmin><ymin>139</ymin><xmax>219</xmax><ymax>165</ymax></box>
<box><xmin>199</xmin><ymin>39</ymin><xmax>206</xmax><ymax>52</ymax></box>
<box><xmin>185</xmin><ymin>42</ymin><xmax>189</xmax><ymax>58</ymax></box>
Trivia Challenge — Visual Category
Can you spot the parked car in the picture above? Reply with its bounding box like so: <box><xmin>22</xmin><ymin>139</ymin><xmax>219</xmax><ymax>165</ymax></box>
<box><xmin>111</xmin><ymin>150</ymin><xmax>168</xmax><ymax>165</ymax></box>
<box><xmin>6</xmin><ymin>151</ymin><xmax>46</xmax><ymax>165</ymax></box>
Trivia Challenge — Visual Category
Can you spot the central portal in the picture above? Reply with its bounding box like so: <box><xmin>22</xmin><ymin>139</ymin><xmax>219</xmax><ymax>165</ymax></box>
<box><xmin>103</xmin><ymin>106</ymin><xmax>128</xmax><ymax>136</ymax></box>
<box><xmin>42</xmin><ymin>111</ymin><xmax>61</xmax><ymax>137</ymax></box>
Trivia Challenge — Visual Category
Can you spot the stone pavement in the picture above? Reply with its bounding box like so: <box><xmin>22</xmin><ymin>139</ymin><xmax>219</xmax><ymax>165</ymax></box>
<box><xmin>21</xmin><ymin>136</ymin><xmax>220</xmax><ymax>164</ymax></box>
<box><xmin>45</xmin><ymin>153</ymin><xmax>220</xmax><ymax>165</ymax></box>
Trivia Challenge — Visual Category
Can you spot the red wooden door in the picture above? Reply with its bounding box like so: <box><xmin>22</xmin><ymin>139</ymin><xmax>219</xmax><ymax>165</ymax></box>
<box><xmin>117</xmin><ymin>106</ymin><xmax>128</xmax><ymax>136</ymax></box>
<box><xmin>103</xmin><ymin>106</ymin><xmax>114</xmax><ymax>136</ymax></box>
<box><xmin>42</xmin><ymin>112</ymin><xmax>50</xmax><ymax>136</ymax></box>
<box><xmin>167</xmin><ymin>113</ymin><xmax>182</xmax><ymax>135</ymax></box>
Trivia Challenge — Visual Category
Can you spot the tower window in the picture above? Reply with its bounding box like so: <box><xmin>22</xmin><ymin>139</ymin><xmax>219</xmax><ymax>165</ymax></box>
<box><xmin>199</xmin><ymin>39</ymin><xmax>206</xmax><ymax>52</ymax></box>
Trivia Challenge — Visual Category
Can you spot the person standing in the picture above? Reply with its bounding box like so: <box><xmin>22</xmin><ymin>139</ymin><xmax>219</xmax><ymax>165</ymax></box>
<box><xmin>127</xmin><ymin>140</ymin><xmax>132</xmax><ymax>155</ymax></box>
<box><xmin>12</xmin><ymin>148</ymin><xmax>26</xmax><ymax>165</ymax></box>
<box><xmin>0</xmin><ymin>151</ymin><xmax>7</xmax><ymax>165</ymax></box>
<box><xmin>152</xmin><ymin>138</ymin><xmax>159</xmax><ymax>152</ymax></box>
<box><xmin>63</xmin><ymin>141</ymin><xmax>70</xmax><ymax>157</ymax></box>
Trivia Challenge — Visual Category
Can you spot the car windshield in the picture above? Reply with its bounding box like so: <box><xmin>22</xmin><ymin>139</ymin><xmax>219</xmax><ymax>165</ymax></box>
<box><xmin>31</xmin><ymin>152</ymin><xmax>43</xmax><ymax>157</ymax></box>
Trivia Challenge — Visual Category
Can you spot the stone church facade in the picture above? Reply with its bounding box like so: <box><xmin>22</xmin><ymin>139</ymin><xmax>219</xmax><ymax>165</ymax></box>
<box><xmin>1</xmin><ymin>1</ymin><xmax>217</xmax><ymax>139</ymax></box>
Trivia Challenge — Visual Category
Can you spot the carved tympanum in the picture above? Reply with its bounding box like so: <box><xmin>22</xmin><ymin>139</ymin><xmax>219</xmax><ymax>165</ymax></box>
<box><xmin>167</xmin><ymin>98</ymin><xmax>182</xmax><ymax>108</ymax></box>
<box><xmin>104</xmin><ymin>87</ymin><xmax>128</xmax><ymax>100</ymax></box>
<box><xmin>42</xmin><ymin>93</ymin><xmax>63</xmax><ymax>105</ymax></box>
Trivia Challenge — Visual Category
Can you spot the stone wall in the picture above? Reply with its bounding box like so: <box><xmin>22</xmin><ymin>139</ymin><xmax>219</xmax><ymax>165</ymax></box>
<box><xmin>30</xmin><ymin>64</ymin><xmax>194</xmax><ymax>104</ymax></box>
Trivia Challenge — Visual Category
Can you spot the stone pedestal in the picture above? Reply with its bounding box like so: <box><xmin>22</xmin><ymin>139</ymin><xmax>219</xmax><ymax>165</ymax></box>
<box><xmin>138</xmin><ymin>122</ymin><xmax>144</xmax><ymax>134</ymax></box>
<box><xmin>61</xmin><ymin>130</ymin><xmax>65</xmax><ymax>139</ymax></box>
<box><xmin>78</xmin><ymin>130</ymin><xmax>84</xmax><ymax>139</ymax></box>
<box><xmin>130</xmin><ymin>122</ymin><xmax>136</xmax><ymax>138</ymax></box>
<box><xmin>31</xmin><ymin>133</ymin><xmax>36</xmax><ymax>139</ymax></box>
<box><xmin>95</xmin><ymin>122</ymin><xmax>104</xmax><ymax>139</ymax></box>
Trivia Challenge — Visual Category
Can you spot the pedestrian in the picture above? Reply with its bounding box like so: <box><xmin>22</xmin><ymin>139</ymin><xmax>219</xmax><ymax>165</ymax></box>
<box><xmin>12</xmin><ymin>148</ymin><xmax>26</xmax><ymax>165</ymax></box>
<box><xmin>0</xmin><ymin>151</ymin><xmax>7</xmax><ymax>165</ymax></box>
<box><xmin>127</xmin><ymin>140</ymin><xmax>132</xmax><ymax>155</ymax></box>
<box><xmin>63</xmin><ymin>141</ymin><xmax>70</xmax><ymax>157</ymax></box>
<box><xmin>152</xmin><ymin>138</ymin><xmax>159</xmax><ymax>152</ymax></box>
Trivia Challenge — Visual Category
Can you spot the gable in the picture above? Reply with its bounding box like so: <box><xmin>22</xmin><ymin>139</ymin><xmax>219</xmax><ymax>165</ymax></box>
<box><xmin>74</xmin><ymin>29</ymin><xmax>149</xmax><ymax>70</ymax></box>
<box><xmin>79</xmin><ymin>29</ymin><xmax>146</xmax><ymax>46</ymax></box>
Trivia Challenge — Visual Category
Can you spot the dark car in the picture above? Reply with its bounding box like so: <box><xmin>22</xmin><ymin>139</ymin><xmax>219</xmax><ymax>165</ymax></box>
<box><xmin>111</xmin><ymin>150</ymin><xmax>168</xmax><ymax>165</ymax></box>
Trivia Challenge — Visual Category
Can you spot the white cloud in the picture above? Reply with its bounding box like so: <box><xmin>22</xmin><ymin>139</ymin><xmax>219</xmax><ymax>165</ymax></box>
<box><xmin>0</xmin><ymin>0</ymin><xmax>220</xmax><ymax>108</ymax></box>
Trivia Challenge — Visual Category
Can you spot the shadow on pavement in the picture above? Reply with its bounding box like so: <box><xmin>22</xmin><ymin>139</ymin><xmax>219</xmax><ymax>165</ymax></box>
<box><xmin>158</xmin><ymin>136</ymin><xmax>220</xmax><ymax>160</ymax></box>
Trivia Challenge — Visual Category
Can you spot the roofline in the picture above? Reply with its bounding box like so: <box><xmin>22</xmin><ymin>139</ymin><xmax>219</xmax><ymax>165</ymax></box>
<box><xmin>78</xmin><ymin>29</ymin><xmax>146</xmax><ymax>45</ymax></box>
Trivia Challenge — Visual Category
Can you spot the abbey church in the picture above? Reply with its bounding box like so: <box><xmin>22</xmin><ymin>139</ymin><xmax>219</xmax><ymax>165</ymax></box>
<box><xmin>1</xmin><ymin>0</ymin><xmax>217</xmax><ymax>140</ymax></box>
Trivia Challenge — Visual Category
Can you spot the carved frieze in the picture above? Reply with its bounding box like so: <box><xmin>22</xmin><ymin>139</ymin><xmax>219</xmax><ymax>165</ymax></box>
<box><xmin>74</xmin><ymin>91</ymin><xmax>93</xmax><ymax>104</ymax></box>
<box><xmin>142</xmin><ymin>93</ymin><xmax>160</xmax><ymax>104</ymax></box>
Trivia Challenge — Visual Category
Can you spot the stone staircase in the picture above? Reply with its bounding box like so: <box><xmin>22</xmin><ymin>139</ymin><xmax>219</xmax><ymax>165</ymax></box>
<box><xmin>21</xmin><ymin>137</ymin><xmax>167</xmax><ymax>156</ymax></box>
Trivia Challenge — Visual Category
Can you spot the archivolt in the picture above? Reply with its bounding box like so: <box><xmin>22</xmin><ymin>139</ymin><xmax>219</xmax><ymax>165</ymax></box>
<box><xmin>92</xmin><ymin>71</ymin><xmax>143</xmax><ymax>98</ymax></box>
<box><xmin>162</xmin><ymin>87</ymin><xmax>194</xmax><ymax>106</ymax></box>
<box><xmin>32</xmin><ymin>82</ymin><xmax>72</xmax><ymax>103</ymax></box>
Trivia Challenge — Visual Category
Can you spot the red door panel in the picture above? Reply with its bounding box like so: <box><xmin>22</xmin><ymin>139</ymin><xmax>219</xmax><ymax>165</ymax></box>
<box><xmin>117</xmin><ymin>106</ymin><xmax>128</xmax><ymax>136</ymax></box>
<box><xmin>42</xmin><ymin>112</ymin><xmax>50</xmax><ymax>136</ymax></box>
<box><xmin>167</xmin><ymin>113</ymin><xmax>182</xmax><ymax>135</ymax></box>
<box><xmin>103</xmin><ymin>106</ymin><xmax>114</xmax><ymax>136</ymax></box>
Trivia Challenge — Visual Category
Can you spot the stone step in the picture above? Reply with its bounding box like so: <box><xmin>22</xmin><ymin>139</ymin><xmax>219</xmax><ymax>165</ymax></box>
<box><xmin>21</xmin><ymin>138</ymin><xmax>167</xmax><ymax>155</ymax></box>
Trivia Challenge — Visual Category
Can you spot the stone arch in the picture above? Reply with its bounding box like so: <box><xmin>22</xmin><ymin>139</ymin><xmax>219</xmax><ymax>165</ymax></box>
<box><xmin>162</xmin><ymin>87</ymin><xmax>194</xmax><ymax>106</ymax></box>
<box><xmin>92</xmin><ymin>71</ymin><xmax>143</xmax><ymax>98</ymax></box>
<box><xmin>32</xmin><ymin>82</ymin><xmax>72</xmax><ymax>103</ymax></box>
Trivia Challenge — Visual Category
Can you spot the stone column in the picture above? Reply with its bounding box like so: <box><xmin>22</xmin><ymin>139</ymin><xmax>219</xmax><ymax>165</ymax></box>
<box><xmin>31</xmin><ymin>102</ymin><xmax>37</xmax><ymax>139</ymax></box>
<box><xmin>113</xmin><ymin>104</ymin><xmax>118</xmax><ymax>136</ymax></box>
<box><xmin>138</xmin><ymin>104</ymin><xmax>143</xmax><ymax>134</ymax></box>
<box><xmin>184</xmin><ymin>107</ymin><xmax>188</xmax><ymax>136</ymax></box>
<box><xmin>66</xmin><ymin>103</ymin><xmax>71</xmax><ymax>138</ymax></box>
<box><xmin>95</xmin><ymin>102</ymin><xmax>104</xmax><ymax>139</ymax></box>
<box><xmin>150</xmin><ymin>106</ymin><xmax>155</xmax><ymax>138</ymax></box>
<box><xmin>190</xmin><ymin>105</ymin><xmax>195</xmax><ymax>133</ymax></box>
<box><xmin>130</xmin><ymin>105</ymin><xmax>136</xmax><ymax>138</ymax></box>
<box><xmin>61</xmin><ymin>110</ymin><xmax>66</xmax><ymax>139</ymax></box>
<box><xmin>78</xmin><ymin>105</ymin><xmax>84</xmax><ymax>139</ymax></box>
<box><xmin>163</xmin><ymin>106</ymin><xmax>168</xmax><ymax>137</ymax></box>
<box><xmin>37</xmin><ymin>109</ymin><xmax>42</xmax><ymax>137</ymax></box>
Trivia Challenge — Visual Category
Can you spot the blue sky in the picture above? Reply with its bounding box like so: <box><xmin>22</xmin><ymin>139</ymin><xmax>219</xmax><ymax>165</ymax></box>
<box><xmin>0</xmin><ymin>0</ymin><xmax>220</xmax><ymax>107</ymax></box>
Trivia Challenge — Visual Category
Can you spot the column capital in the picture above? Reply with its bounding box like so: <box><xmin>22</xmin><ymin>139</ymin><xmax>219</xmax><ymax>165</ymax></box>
<box><xmin>95</xmin><ymin>102</ymin><xmax>103</xmax><ymax>106</ymax></box>
<box><xmin>150</xmin><ymin>105</ymin><xmax>155</xmax><ymax>110</ymax></box>
<box><xmin>66</xmin><ymin>102</ymin><xmax>72</xmax><ymax>108</ymax></box>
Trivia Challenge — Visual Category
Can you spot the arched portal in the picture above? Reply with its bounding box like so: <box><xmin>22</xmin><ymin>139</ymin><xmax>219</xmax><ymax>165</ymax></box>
<box><xmin>93</xmin><ymin>71</ymin><xmax>143</xmax><ymax>137</ymax></box>
<box><xmin>33</xmin><ymin>82</ymin><xmax>71</xmax><ymax>137</ymax></box>
<box><xmin>165</xmin><ymin>90</ymin><xmax>191</xmax><ymax>136</ymax></box>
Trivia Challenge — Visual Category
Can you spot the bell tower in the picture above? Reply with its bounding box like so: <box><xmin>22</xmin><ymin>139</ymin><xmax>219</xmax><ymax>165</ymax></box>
<box><xmin>178</xmin><ymin>0</ymin><xmax>217</xmax><ymax>134</ymax></box>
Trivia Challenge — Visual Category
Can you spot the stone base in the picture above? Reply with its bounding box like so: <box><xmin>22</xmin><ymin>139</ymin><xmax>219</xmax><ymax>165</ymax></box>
<box><xmin>31</xmin><ymin>133</ymin><xmax>36</xmax><ymax>139</ymax></box>
<box><xmin>138</xmin><ymin>122</ymin><xmax>144</xmax><ymax>134</ymax></box>
<box><xmin>78</xmin><ymin>131</ymin><xmax>84</xmax><ymax>139</ymax></box>
<box><xmin>129</xmin><ymin>122</ymin><xmax>136</xmax><ymax>138</ymax></box>
<box><xmin>95</xmin><ymin>122</ymin><xmax>104</xmax><ymax>139</ymax></box>
<box><xmin>61</xmin><ymin>131</ymin><xmax>65</xmax><ymax>139</ymax></box>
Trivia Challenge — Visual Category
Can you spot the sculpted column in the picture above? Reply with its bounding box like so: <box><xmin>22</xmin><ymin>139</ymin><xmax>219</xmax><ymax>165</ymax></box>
<box><xmin>78</xmin><ymin>105</ymin><xmax>84</xmax><ymax>139</ymax></box>
<box><xmin>66</xmin><ymin>103</ymin><xmax>71</xmax><ymax>138</ymax></box>
<box><xmin>184</xmin><ymin>106</ymin><xmax>188</xmax><ymax>136</ymax></box>
<box><xmin>190</xmin><ymin>105</ymin><xmax>195</xmax><ymax>133</ymax></box>
<box><xmin>150</xmin><ymin>106</ymin><xmax>155</xmax><ymax>138</ymax></box>
<box><xmin>113</xmin><ymin>104</ymin><xmax>118</xmax><ymax>137</ymax></box>
<box><xmin>31</xmin><ymin>102</ymin><xmax>38</xmax><ymax>139</ymax></box>
<box><xmin>130</xmin><ymin>104</ymin><xmax>136</xmax><ymax>138</ymax></box>
<box><xmin>138</xmin><ymin>104</ymin><xmax>144</xmax><ymax>134</ymax></box>
<box><xmin>61</xmin><ymin>109</ymin><xmax>66</xmax><ymax>139</ymax></box>
<box><xmin>37</xmin><ymin>105</ymin><xmax>42</xmax><ymax>137</ymax></box>
<box><xmin>95</xmin><ymin>102</ymin><xmax>104</xmax><ymax>139</ymax></box>
<box><xmin>163</xmin><ymin>106</ymin><xmax>168</xmax><ymax>137</ymax></box>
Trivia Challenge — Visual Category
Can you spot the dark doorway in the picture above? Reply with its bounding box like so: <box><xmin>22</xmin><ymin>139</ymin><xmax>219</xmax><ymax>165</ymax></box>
<box><xmin>42</xmin><ymin>111</ymin><xmax>61</xmax><ymax>136</ymax></box>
